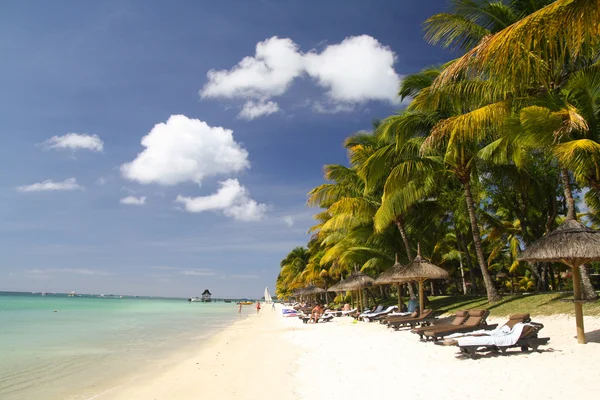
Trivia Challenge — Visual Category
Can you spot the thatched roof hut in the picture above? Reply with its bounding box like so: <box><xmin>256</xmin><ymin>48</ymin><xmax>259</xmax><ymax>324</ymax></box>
<box><xmin>301</xmin><ymin>284</ymin><xmax>326</xmax><ymax>295</ymax></box>
<box><xmin>330</xmin><ymin>271</ymin><xmax>374</xmax><ymax>292</ymax></box>
<box><xmin>519</xmin><ymin>218</ymin><xmax>600</xmax><ymax>344</ymax></box>
<box><xmin>393</xmin><ymin>244</ymin><xmax>449</xmax><ymax>314</ymax></box>
<box><xmin>519</xmin><ymin>219</ymin><xmax>600</xmax><ymax>264</ymax></box>
<box><xmin>374</xmin><ymin>255</ymin><xmax>408</xmax><ymax>309</ymax></box>
<box><xmin>375</xmin><ymin>255</ymin><xmax>407</xmax><ymax>285</ymax></box>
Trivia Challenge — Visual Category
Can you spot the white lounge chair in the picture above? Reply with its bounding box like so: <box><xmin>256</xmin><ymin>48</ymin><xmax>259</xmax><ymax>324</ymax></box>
<box><xmin>357</xmin><ymin>305</ymin><xmax>384</xmax><ymax>319</ymax></box>
<box><xmin>362</xmin><ymin>305</ymin><xmax>398</xmax><ymax>322</ymax></box>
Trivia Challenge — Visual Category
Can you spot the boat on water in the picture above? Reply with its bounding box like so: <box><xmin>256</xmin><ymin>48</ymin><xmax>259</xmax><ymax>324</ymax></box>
<box><xmin>188</xmin><ymin>297</ymin><xmax>202</xmax><ymax>302</ymax></box>
<box><xmin>264</xmin><ymin>287</ymin><xmax>273</xmax><ymax>303</ymax></box>
<box><xmin>224</xmin><ymin>300</ymin><xmax>232</xmax><ymax>303</ymax></box>
<box><xmin>237</xmin><ymin>301</ymin><xmax>253</xmax><ymax>305</ymax></box>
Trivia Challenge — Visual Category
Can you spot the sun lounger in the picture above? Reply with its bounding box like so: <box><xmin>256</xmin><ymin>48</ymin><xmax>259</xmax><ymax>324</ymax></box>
<box><xmin>387</xmin><ymin>309</ymin><xmax>435</xmax><ymax>330</ymax></box>
<box><xmin>411</xmin><ymin>310</ymin><xmax>469</xmax><ymax>340</ymax></box>
<box><xmin>300</xmin><ymin>313</ymin><xmax>335</xmax><ymax>324</ymax></box>
<box><xmin>446</xmin><ymin>321</ymin><xmax>549</xmax><ymax>359</ymax></box>
<box><xmin>357</xmin><ymin>305</ymin><xmax>384</xmax><ymax>320</ymax></box>
<box><xmin>361</xmin><ymin>306</ymin><xmax>398</xmax><ymax>322</ymax></box>
<box><xmin>421</xmin><ymin>310</ymin><xmax>495</xmax><ymax>341</ymax></box>
<box><xmin>341</xmin><ymin>308</ymin><xmax>358</xmax><ymax>316</ymax></box>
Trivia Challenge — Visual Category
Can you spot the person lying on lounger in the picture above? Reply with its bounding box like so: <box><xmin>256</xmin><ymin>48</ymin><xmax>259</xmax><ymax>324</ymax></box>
<box><xmin>310</xmin><ymin>304</ymin><xmax>324</xmax><ymax>323</ymax></box>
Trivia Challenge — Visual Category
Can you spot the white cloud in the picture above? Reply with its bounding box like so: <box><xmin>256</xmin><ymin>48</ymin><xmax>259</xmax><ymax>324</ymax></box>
<box><xmin>311</xmin><ymin>101</ymin><xmax>356</xmax><ymax>114</ymax></box>
<box><xmin>25</xmin><ymin>268</ymin><xmax>113</xmax><ymax>276</ymax></box>
<box><xmin>43</xmin><ymin>133</ymin><xmax>104</xmax><ymax>152</ymax></box>
<box><xmin>201</xmin><ymin>37</ymin><xmax>304</xmax><ymax>99</ymax></box>
<box><xmin>238</xmin><ymin>100</ymin><xmax>280</xmax><ymax>120</ymax></box>
<box><xmin>17</xmin><ymin>178</ymin><xmax>83</xmax><ymax>192</ymax></box>
<box><xmin>282</xmin><ymin>216</ymin><xmax>294</xmax><ymax>227</ymax></box>
<box><xmin>121</xmin><ymin>115</ymin><xmax>249</xmax><ymax>186</ymax></box>
<box><xmin>175</xmin><ymin>179</ymin><xmax>267</xmax><ymax>221</ymax></box>
<box><xmin>303</xmin><ymin>35</ymin><xmax>400</xmax><ymax>103</ymax></box>
<box><xmin>180</xmin><ymin>269</ymin><xmax>216</xmax><ymax>276</ymax></box>
<box><xmin>120</xmin><ymin>196</ymin><xmax>146</xmax><ymax>205</ymax></box>
<box><xmin>200</xmin><ymin>35</ymin><xmax>401</xmax><ymax>117</ymax></box>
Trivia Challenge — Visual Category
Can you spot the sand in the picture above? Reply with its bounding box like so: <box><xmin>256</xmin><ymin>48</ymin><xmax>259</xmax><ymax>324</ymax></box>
<box><xmin>289</xmin><ymin>313</ymin><xmax>600</xmax><ymax>400</ymax></box>
<box><xmin>101</xmin><ymin>308</ymin><xmax>297</xmax><ymax>400</ymax></box>
<box><xmin>103</xmin><ymin>307</ymin><xmax>600</xmax><ymax>400</ymax></box>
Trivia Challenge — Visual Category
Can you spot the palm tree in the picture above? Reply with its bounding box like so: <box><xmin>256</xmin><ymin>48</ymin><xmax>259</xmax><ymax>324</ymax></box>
<box><xmin>403</xmin><ymin>65</ymin><xmax>504</xmax><ymax>302</ymax></box>
<box><xmin>276</xmin><ymin>246</ymin><xmax>311</xmax><ymax>299</ymax></box>
<box><xmin>423</xmin><ymin>0</ymin><xmax>555</xmax><ymax>52</ymax></box>
<box><xmin>433</xmin><ymin>0</ymin><xmax>600</xmax><ymax>93</ymax></box>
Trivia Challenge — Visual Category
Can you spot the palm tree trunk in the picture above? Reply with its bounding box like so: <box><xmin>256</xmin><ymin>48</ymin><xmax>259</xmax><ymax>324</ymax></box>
<box><xmin>561</xmin><ymin>169</ymin><xmax>597</xmax><ymax>299</ymax></box>
<box><xmin>463</xmin><ymin>178</ymin><xmax>501</xmax><ymax>302</ymax></box>
<box><xmin>459</xmin><ymin>234</ymin><xmax>478</xmax><ymax>294</ymax></box>
<box><xmin>406</xmin><ymin>282</ymin><xmax>415</xmax><ymax>298</ymax></box>
<box><xmin>395</xmin><ymin>216</ymin><xmax>413</xmax><ymax>259</ymax></box>
<box><xmin>458</xmin><ymin>251</ymin><xmax>468</xmax><ymax>295</ymax></box>
<box><xmin>561</xmin><ymin>169</ymin><xmax>576</xmax><ymax>220</ymax></box>
<box><xmin>581</xmin><ymin>265</ymin><xmax>598</xmax><ymax>300</ymax></box>
<box><xmin>395</xmin><ymin>216</ymin><xmax>417</xmax><ymax>295</ymax></box>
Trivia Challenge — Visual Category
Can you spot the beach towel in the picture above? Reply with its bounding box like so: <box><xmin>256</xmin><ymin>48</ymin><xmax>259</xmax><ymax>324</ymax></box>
<box><xmin>456</xmin><ymin>323</ymin><xmax>529</xmax><ymax>347</ymax></box>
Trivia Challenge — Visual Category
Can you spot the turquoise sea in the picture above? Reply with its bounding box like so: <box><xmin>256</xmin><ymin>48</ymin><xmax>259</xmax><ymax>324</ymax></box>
<box><xmin>0</xmin><ymin>292</ymin><xmax>247</xmax><ymax>400</ymax></box>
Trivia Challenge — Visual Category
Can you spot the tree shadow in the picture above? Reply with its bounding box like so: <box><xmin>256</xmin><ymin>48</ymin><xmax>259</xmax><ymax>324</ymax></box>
<box><xmin>432</xmin><ymin>296</ymin><xmax>488</xmax><ymax>313</ymax></box>
<box><xmin>486</xmin><ymin>295</ymin><xmax>527</xmax><ymax>312</ymax></box>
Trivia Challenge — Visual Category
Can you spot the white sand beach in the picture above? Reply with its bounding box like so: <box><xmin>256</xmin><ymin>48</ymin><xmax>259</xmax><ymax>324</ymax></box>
<box><xmin>103</xmin><ymin>306</ymin><xmax>600</xmax><ymax>400</ymax></box>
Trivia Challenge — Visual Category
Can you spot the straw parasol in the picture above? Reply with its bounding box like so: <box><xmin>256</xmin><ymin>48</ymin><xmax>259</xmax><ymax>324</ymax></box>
<box><xmin>301</xmin><ymin>284</ymin><xmax>326</xmax><ymax>295</ymax></box>
<box><xmin>519</xmin><ymin>218</ymin><xmax>600</xmax><ymax>344</ymax></box>
<box><xmin>328</xmin><ymin>269</ymin><xmax>374</xmax><ymax>311</ymax></box>
<box><xmin>392</xmin><ymin>243</ymin><xmax>449</xmax><ymax>315</ymax></box>
<box><xmin>374</xmin><ymin>254</ymin><xmax>408</xmax><ymax>309</ymax></box>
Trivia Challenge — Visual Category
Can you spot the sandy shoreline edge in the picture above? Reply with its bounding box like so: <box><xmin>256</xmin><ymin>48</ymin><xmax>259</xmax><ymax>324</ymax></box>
<box><xmin>94</xmin><ymin>307</ymin><xmax>599</xmax><ymax>400</ymax></box>
<box><xmin>97</xmin><ymin>306</ymin><xmax>297</xmax><ymax>400</ymax></box>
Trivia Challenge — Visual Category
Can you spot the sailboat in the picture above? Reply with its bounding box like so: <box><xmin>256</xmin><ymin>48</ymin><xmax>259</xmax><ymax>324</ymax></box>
<box><xmin>264</xmin><ymin>287</ymin><xmax>273</xmax><ymax>303</ymax></box>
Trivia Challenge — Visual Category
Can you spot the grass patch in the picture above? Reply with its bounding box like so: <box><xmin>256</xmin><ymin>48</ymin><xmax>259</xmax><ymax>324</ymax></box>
<box><xmin>429</xmin><ymin>292</ymin><xmax>600</xmax><ymax>317</ymax></box>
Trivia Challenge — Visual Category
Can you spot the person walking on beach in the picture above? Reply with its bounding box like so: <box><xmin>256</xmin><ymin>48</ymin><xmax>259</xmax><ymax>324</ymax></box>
<box><xmin>238</xmin><ymin>302</ymin><xmax>242</xmax><ymax>314</ymax></box>
<box><xmin>255</xmin><ymin>301</ymin><xmax>261</xmax><ymax>314</ymax></box>
<box><xmin>271</xmin><ymin>302</ymin><xmax>276</xmax><ymax>311</ymax></box>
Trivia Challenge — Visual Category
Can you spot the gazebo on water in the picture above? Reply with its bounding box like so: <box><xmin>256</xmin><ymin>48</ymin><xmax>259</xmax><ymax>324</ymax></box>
<box><xmin>201</xmin><ymin>289</ymin><xmax>212</xmax><ymax>302</ymax></box>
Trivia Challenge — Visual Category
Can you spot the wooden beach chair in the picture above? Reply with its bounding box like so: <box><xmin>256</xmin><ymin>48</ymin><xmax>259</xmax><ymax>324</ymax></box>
<box><xmin>410</xmin><ymin>310</ymin><xmax>469</xmax><ymax>340</ymax></box>
<box><xmin>387</xmin><ymin>309</ymin><xmax>435</xmax><ymax>330</ymax></box>
<box><xmin>421</xmin><ymin>310</ymin><xmax>495</xmax><ymax>341</ymax></box>
<box><xmin>448</xmin><ymin>321</ymin><xmax>550</xmax><ymax>359</ymax></box>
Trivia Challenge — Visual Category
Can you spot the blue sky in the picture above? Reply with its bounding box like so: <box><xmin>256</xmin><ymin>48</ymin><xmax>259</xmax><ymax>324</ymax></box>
<box><xmin>0</xmin><ymin>0</ymin><xmax>454</xmax><ymax>298</ymax></box>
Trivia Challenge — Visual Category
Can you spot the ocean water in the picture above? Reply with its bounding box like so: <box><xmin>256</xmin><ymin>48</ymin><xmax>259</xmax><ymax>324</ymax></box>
<box><xmin>0</xmin><ymin>292</ymin><xmax>246</xmax><ymax>400</ymax></box>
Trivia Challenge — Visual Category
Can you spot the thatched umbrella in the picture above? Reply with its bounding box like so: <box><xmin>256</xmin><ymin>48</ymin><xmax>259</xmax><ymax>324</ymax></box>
<box><xmin>301</xmin><ymin>284</ymin><xmax>326</xmax><ymax>295</ymax></box>
<box><xmin>393</xmin><ymin>244</ymin><xmax>449</xmax><ymax>314</ymax></box>
<box><xmin>375</xmin><ymin>254</ymin><xmax>408</xmax><ymax>309</ymax></box>
<box><xmin>328</xmin><ymin>270</ymin><xmax>374</xmax><ymax>311</ymax></box>
<box><xmin>519</xmin><ymin>218</ymin><xmax>600</xmax><ymax>344</ymax></box>
<box><xmin>298</xmin><ymin>284</ymin><xmax>326</xmax><ymax>303</ymax></box>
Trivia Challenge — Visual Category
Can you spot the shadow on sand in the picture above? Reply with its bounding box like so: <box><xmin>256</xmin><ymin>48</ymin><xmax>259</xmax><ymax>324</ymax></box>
<box><xmin>582</xmin><ymin>328</ymin><xmax>600</xmax><ymax>344</ymax></box>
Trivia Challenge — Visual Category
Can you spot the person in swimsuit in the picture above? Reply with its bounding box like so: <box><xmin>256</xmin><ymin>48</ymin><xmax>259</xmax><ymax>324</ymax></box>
<box><xmin>256</xmin><ymin>301</ymin><xmax>261</xmax><ymax>314</ymax></box>
<box><xmin>310</xmin><ymin>304</ymin><xmax>323</xmax><ymax>323</ymax></box>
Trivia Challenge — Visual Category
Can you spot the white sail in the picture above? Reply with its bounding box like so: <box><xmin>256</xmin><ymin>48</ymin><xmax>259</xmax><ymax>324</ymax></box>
<box><xmin>264</xmin><ymin>287</ymin><xmax>272</xmax><ymax>303</ymax></box>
